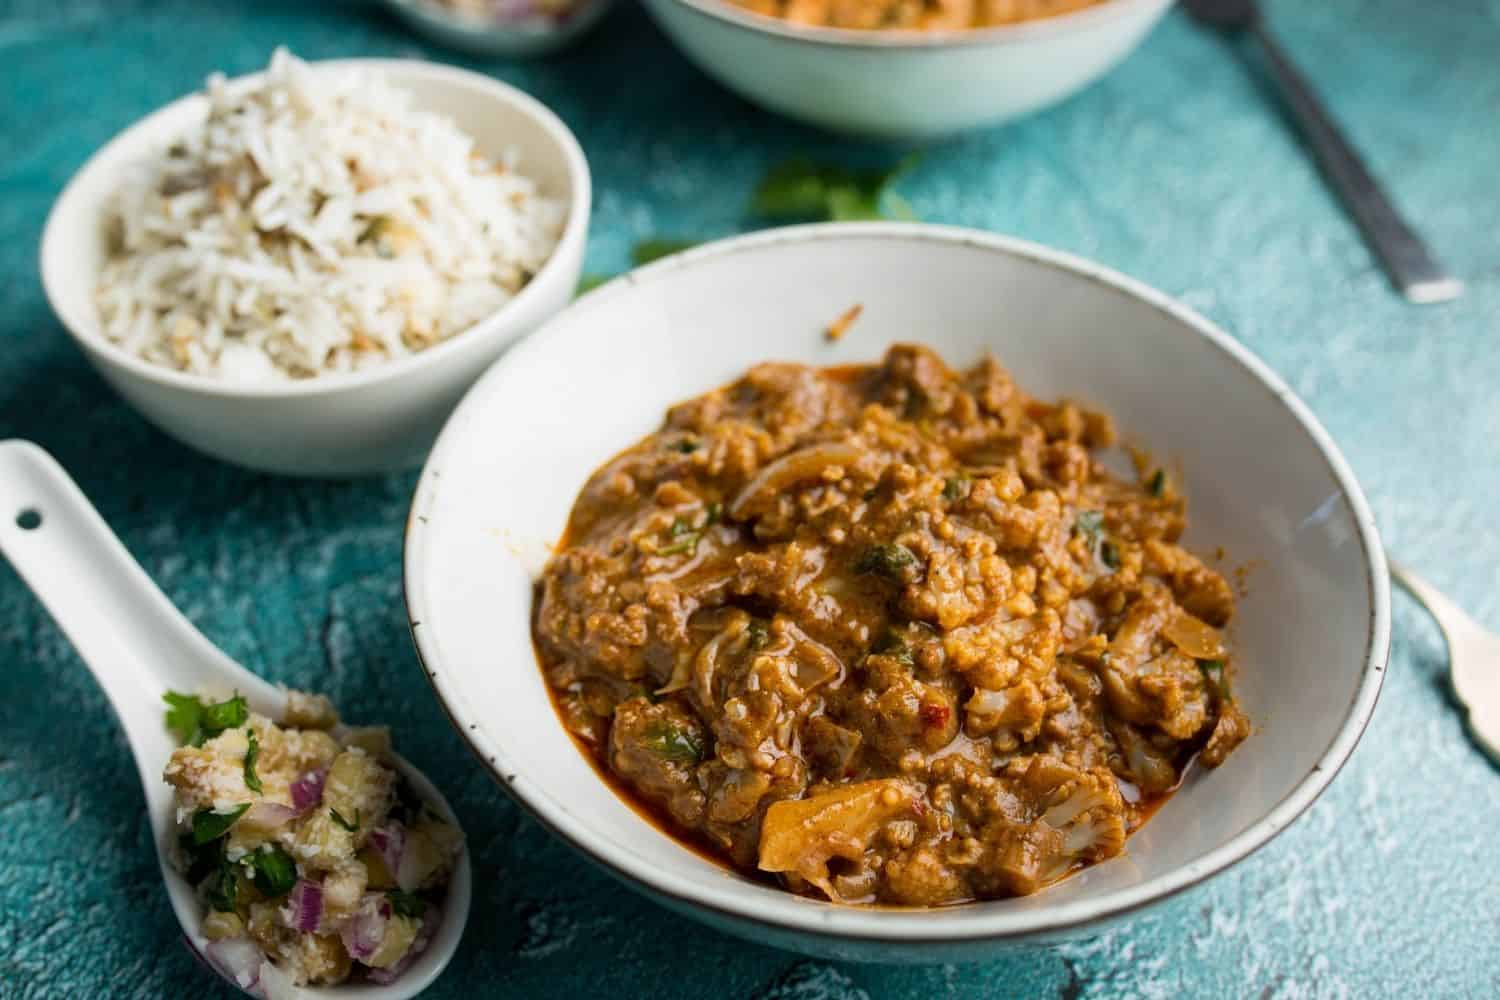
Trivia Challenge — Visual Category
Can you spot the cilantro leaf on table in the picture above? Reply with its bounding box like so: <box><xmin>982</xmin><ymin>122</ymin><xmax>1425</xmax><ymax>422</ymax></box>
<box><xmin>752</xmin><ymin>155</ymin><xmax>920</xmax><ymax>222</ymax></box>
<box><xmin>632</xmin><ymin>238</ymin><xmax>700</xmax><ymax>265</ymax></box>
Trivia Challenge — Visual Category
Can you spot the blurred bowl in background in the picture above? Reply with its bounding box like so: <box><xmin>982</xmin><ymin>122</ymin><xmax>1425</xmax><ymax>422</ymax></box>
<box><xmin>382</xmin><ymin>0</ymin><xmax>615</xmax><ymax>58</ymax></box>
<box><xmin>641</xmin><ymin>0</ymin><xmax>1173</xmax><ymax>139</ymax></box>
<box><xmin>40</xmin><ymin>59</ymin><xmax>590</xmax><ymax>478</ymax></box>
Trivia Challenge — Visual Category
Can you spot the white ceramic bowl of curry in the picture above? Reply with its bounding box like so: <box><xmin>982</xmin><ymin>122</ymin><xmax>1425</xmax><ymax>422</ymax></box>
<box><xmin>403</xmin><ymin>223</ymin><xmax>1389</xmax><ymax>961</ymax></box>
<box><xmin>640</xmin><ymin>0</ymin><xmax>1175</xmax><ymax>139</ymax></box>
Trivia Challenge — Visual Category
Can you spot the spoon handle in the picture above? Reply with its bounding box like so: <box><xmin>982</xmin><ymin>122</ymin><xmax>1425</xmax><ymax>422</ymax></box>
<box><xmin>1250</xmin><ymin>23</ymin><xmax>1462</xmax><ymax>305</ymax></box>
<box><xmin>0</xmin><ymin>440</ymin><xmax>282</xmax><ymax>789</ymax></box>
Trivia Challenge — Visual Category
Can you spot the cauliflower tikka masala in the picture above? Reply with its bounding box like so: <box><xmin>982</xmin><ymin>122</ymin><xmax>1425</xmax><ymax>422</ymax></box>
<box><xmin>727</xmin><ymin>0</ymin><xmax>1110</xmax><ymax>32</ymax></box>
<box><xmin>535</xmin><ymin>344</ymin><xmax>1250</xmax><ymax>906</ymax></box>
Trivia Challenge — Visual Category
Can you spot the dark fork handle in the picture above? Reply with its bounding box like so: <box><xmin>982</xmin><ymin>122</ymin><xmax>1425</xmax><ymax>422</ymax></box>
<box><xmin>1251</xmin><ymin>23</ymin><xmax>1462</xmax><ymax>304</ymax></box>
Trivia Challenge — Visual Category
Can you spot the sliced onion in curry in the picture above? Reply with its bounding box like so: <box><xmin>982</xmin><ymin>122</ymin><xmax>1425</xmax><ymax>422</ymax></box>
<box><xmin>728</xmin><ymin>441</ymin><xmax>864</xmax><ymax>519</ymax></box>
<box><xmin>1161</xmin><ymin>610</ymin><xmax>1226</xmax><ymax>660</ymax></box>
<box><xmin>758</xmin><ymin>779</ymin><xmax>921</xmax><ymax>902</ymax></box>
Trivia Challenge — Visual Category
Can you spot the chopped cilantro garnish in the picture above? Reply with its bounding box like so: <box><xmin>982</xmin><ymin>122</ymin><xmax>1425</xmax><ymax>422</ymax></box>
<box><xmin>192</xmin><ymin>804</ymin><xmax>250</xmax><ymax>845</ymax></box>
<box><xmin>1199</xmin><ymin>659</ymin><xmax>1231</xmax><ymax>700</ymax></box>
<box><xmin>671</xmin><ymin>438</ymin><xmax>700</xmax><ymax>454</ymax></box>
<box><xmin>206</xmin><ymin>856</ymin><xmax>239</xmax><ymax>913</ymax></box>
<box><xmin>657</xmin><ymin>534</ymin><xmax>700</xmax><ymax>557</ymax></box>
<box><xmin>659</xmin><ymin>507</ymin><xmax>714</xmax><ymax>556</ymax></box>
<box><xmin>745</xmin><ymin>620</ymin><xmax>770</xmax><ymax>651</ymax></box>
<box><xmin>248</xmin><ymin>844</ymin><xmax>297</xmax><ymax>898</ymax></box>
<box><xmin>871</xmin><ymin>630</ymin><xmax>914</xmax><ymax>666</ymax></box>
<box><xmin>242</xmin><ymin>728</ymin><xmax>262</xmax><ymax>793</ymax></box>
<box><xmin>1074</xmin><ymin>510</ymin><xmax>1105</xmax><ymax>547</ymax></box>
<box><xmin>163</xmin><ymin>691</ymin><xmax>248</xmax><ymax>747</ymax></box>
<box><xmin>1148</xmin><ymin>469</ymin><xmax>1167</xmax><ymax>497</ymax></box>
<box><xmin>386</xmin><ymin>889</ymin><xmax>429</xmax><ymax>919</ymax></box>
<box><xmin>704</xmin><ymin>501</ymin><xmax>723</xmax><ymax>526</ymax></box>
<box><xmin>329</xmin><ymin>807</ymin><xmax>360</xmax><ymax>833</ymax></box>
<box><xmin>1100</xmin><ymin>540</ymin><xmax>1121</xmax><ymax>571</ymax></box>
<box><xmin>854</xmin><ymin>543</ymin><xmax>918</xmax><ymax>581</ymax></box>
<box><xmin>642</xmin><ymin>720</ymin><xmax>704</xmax><ymax>765</ymax></box>
<box><xmin>200</xmin><ymin>696</ymin><xmax>248</xmax><ymax>735</ymax></box>
<box><xmin>942</xmin><ymin>476</ymin><xmax>970</xmax><ymax>503</ymax></box>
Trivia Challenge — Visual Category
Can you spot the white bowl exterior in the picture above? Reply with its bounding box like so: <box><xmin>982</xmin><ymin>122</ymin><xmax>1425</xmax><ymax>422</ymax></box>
<box><xmin>41</xmin><ymin>60</ymin><xmax>589</xmax><ymax>477</ymax></box>
<box><xmin>640</xmin><ymin>0</ymin><xmax>1173</xmax><ymax>138</ymax></box>
<box><xmin>406</xmin><ymin>225</ymin><xmax>1387</xmax><ymax>959</ymax></box>
<box><xmin>383</xmin><ymin>0</ymin><xmax>616</xmax><ymax>58</ymax></box>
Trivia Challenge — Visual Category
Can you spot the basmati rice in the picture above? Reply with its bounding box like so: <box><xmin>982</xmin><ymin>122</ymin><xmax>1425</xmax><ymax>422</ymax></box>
<box><xmin>96</xmin><ymin>49</ymin><xmax>565</xmax><ymax>381</ymax></box>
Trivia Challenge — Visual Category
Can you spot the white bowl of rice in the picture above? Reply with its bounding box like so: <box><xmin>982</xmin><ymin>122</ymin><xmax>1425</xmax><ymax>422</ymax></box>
<box><xmin>41</xmin><ymin>51</ymin><xmax>589</xmax><ymax>477</ymax></box>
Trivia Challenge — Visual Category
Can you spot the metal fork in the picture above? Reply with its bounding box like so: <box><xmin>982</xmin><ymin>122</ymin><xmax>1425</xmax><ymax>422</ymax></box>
<box><xmin>1184</xmin><ymin>0</ymin><xmax>1463</xmax><ymax>305</ymax></box>
<box><xmin>1391</xmin><ymin>563</ymin><xmax>1500</xmax><ymax>767</ymax></box>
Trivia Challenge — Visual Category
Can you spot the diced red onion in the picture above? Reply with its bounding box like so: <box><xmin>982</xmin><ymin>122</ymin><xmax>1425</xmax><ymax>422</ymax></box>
<box><xmin>368</xmin><ymin>823</ymin><xmax>405</xmax><ymax>875</ymax></box>
<box><xmin>285</xmin><ymin>879</ymin><xmax>324</xmax><ymax>933</ymax></box>
<box><xmin>289</xmin><ymin>769</ymin><xmax>327</xmax><ymax>813</ymax></box>
<box><xmin>340</xmin><ymin>894</ymin><xmax>391</xmax><ymax>963</ymax></box>
<box><xmin>205</xmin><ymin>936</ymin><xmax>263</xmax><ymax>991</ymax></box>
<box><xmin>243</xmin><ymin>801</ymin><xmax>298</xmax><ymax>830</ymax></box>
<box><xmin>366</xmin><ymin>900</ymin><xmax>442</xmax><ymax>986</ymax></box>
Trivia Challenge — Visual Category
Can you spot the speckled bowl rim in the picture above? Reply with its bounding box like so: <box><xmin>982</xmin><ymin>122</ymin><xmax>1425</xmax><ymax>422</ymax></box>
<box><xmin>38</xmin><ymin>58</ymin><xmax>591</xmax><ymax>400</ymax></box>
<box><xmin>403</xmin><ymin>222</ymin><xmax>1390</xmax><ymax>945</ymax></box>
<box><xmin>659</xmin><ymin>0</ymin><xmax>1168</xmax><ymax>51</ymax></box>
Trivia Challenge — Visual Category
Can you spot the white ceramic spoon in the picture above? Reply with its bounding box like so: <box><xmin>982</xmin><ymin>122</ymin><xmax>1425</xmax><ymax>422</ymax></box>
<box><xmin>0</xmin><ymin>440</ymin><xmax>470</xmax><ymax>998</ymax></box>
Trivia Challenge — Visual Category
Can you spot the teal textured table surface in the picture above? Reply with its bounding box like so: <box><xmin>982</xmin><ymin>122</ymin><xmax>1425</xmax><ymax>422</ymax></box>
<box><xmin>2</xmin><ymin>1</ymin><xmax>1498</xmax><ymax>997</ymax></box>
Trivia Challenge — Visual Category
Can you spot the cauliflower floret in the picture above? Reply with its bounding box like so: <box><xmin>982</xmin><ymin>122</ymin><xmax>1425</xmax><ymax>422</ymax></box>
<box><xmin>1100</xmin><ymin>648</ymin><xmax>1211</xmax><ymax>741</ymax></box>
<box><xmin>965</xmin><ymin>679</ymin><xmax>1046</xmax><ymax>750</ymax></box>
<box><xmin>942</xmin><ymin>610</ymin><xmax>1061</xmax><ymax>690</ymax></box>
<box><xmin>983</xmin><ymin>756</ymin><xmax>1127</xmax><ymax>896</ymax></box>
<box><xmin>1143</xmin><ymin>539</ymin><xmax>1235</xmax><ymax>627</ymax></box>
<box><xmin>1201</xmin><ymin>699</ymin><xmax>1252</xmax><ymax>767</ymax></box>
<box><xmin>1108</xmin><ymin>719</ymin><xmax>1180</xmax><ymax>795</ymax></box>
